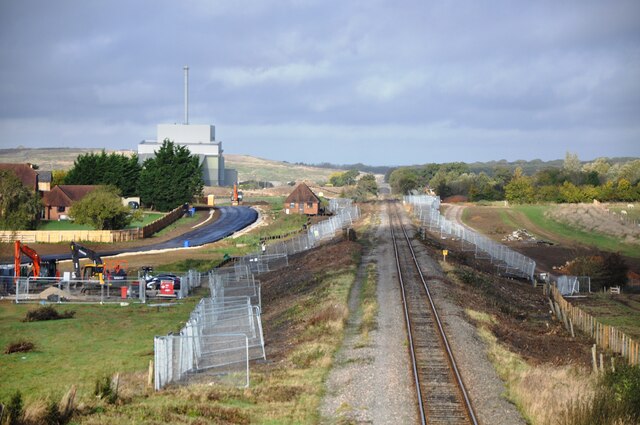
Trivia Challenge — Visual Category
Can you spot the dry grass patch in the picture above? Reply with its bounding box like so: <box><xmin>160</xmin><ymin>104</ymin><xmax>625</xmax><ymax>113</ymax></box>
<box><xmin>472</xmin><ymin>311</ymin><xmax>594</xmax><ymax>425</ymax></box>
<box><xmin>547</xmin><ymin>204</ymin><xmax>640</xmax><ymax>245</ymax></box>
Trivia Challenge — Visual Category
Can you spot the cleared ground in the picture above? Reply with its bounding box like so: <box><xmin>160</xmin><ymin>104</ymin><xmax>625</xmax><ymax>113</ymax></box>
<box><xmin>460</xmin><ymin>204</ymin><xmax>640</xmax><ymax>272</ymax></box>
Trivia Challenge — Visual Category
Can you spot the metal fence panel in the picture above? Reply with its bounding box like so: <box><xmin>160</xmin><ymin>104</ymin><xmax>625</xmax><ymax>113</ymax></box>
<box><xmin>405</xmin><ymin>195</ymin><xmax>536</xmax><ymax>282</ymax></box>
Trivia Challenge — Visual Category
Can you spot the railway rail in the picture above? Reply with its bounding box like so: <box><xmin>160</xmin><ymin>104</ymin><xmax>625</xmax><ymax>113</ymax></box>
<box><xmin>390</xmin><ymin>202</ymin><xmax>478</xmax><ymax>425</ymax></box>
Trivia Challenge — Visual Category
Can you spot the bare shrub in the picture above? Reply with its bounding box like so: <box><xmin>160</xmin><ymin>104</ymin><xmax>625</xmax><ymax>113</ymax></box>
<box><xmin>23</xmin><ymin>306</ymin><xmax>75</xmax><ymax>322</ymax></box>
<box><xmin>4</xmin><ymin>340</ymin><xmax>35</xmax><ymax>355</ymax></box>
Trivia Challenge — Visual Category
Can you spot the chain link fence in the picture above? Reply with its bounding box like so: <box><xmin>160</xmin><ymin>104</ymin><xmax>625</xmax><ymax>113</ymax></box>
<box><xmin>405</xmin><ymin>195</ymin><xmax>536</xmax><ymax>282</ymax></box>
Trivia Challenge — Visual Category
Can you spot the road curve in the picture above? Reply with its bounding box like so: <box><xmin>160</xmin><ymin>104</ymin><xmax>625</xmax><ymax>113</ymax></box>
<box><xmin>42</xmin><ymin>206</ymin><xmax>258</xmax><ymax>262</ymax></box>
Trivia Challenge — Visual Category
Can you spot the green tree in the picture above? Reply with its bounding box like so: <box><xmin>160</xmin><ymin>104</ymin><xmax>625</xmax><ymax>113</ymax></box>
<box><xmin>389</xmin><ymin>167</ymin><xmax>419</xmax><ymax>194</ymax></box>
<box><xmin>329</xmin><ymin>169</ymin><xmax>360</xmax><ymax>187</ymax></box>
<box><xmin>558</xmin><ymin>181</ymin><xmax>586</xmax><ymax>203</ymax></box>
<box><xmin>65</xmin><ymin>151</ymin><xmax>141</xmax><ymax>197</ymax></box>
<box><xmin>357</xmin><ymin>174</ymin><xmax>378</xmax><ymax>194</ymax></box>
<box><xmin>70</xmin><ymin>186</ymin><xmax>137</xmax><ymax>230</ymax></box>
<box><xmin>138</xmin><ymin>139</ymin><xmax>204</xmax><ymax>211</ymax></box>
<box><xmin>0</xmin><ymin>170</ymin><xmax>41</xmax><ymax>230</ymax></box>
<box><xmin>505</xmin><ymin>174</ymin><xmax>535</xmax><ymax>204</ymax></box>
<box><xmin>51</xmin><ymin>169</ymin><xmax>68</xmax><ymax>187</ymax></box>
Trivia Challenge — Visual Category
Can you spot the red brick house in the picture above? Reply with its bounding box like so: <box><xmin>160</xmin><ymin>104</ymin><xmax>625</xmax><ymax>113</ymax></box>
<box><xmin>0</xmin><ymin>163</ymin><xmax>39</xmax><ymax>193</ymax></box>
<box><xmin>284</xmin><ymin>183</ymin><xmax>321</xmax><ymax>215</ymax></box>
<box><xmin>42</xmin><ymin>185</ymin><xmax>98</xmax><ymax>220</ymax></box>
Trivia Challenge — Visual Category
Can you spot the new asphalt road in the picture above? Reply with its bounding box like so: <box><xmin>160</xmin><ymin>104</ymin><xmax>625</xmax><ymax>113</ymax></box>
<box><xmin>42</xmin><ymin>206</ymin><xmax>258</xmax><ymax>262</ymax></box>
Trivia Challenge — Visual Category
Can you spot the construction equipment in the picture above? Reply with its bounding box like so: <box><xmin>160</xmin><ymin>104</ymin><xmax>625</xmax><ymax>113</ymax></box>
<box><xmin>14</xmin><ymin>240</ymin><xmax>41</xmax><ymax>279</ymax></box>
<box><xmin>231</xmin><ymin>182</ymin><xmax>243</xmax><ymax>206</ymax></box>
<box><xmin>70</xmin><ymin>242</ymin><xmax>106</xmax><ymax>282</ymax></box>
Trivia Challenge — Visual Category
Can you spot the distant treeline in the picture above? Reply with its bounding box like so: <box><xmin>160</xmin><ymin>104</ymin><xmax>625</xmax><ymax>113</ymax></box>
<box><xmin>297</xmin><ymin>157</ymin><xmax>638</xmax><ymax>182</ymax></box>
<box><xmin>388</xmin><ymin>154</ymin><xmax>640</xmax><ymax>203</ymax></box>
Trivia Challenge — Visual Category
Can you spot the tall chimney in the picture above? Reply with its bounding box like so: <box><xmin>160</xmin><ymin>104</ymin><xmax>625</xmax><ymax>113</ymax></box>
<box><xmin>183</xmin><ymin>65</ymin><xmax>189</xmax><ymax>125</ymax></box>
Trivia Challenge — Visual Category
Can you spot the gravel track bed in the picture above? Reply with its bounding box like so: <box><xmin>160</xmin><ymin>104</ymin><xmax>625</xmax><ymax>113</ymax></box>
<box><xmin>400</xmin><ymin>206</ymin><xmax>525</xmax><ymax>425</ymax></box>
<box><xmin>321</xmin><ymin>202</ymin><xmax>416</xmax><ymax>424</ymax></box>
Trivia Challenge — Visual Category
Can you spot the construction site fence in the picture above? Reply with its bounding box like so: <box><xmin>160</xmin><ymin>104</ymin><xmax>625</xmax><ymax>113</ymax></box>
<box><xmin>549</xmin><ymin>285</ymin><xmax>639</xmax><ymax>365</ymax></box>
<box><xmin>263</xmin><ymin>205</ymin><xmax>360</xmax><ymax>257</ymax></box>
<box><xmin>209</xmin><ymin>273</ymin><xmax>262</xmax><ymax>309</ymax></box>
<box><xmin>405</xmin><ymin>195</ymin><xmax>536</xmax><ymax>282</ymax></box>
<box><xmin>154</xmin><ymin>296</ymin><xmax>264</xmax><ymax>390</ymax></box>
<box><xmin>153</xmin><ymin>199</ymin><xmax>359</xmax><ymax>390</ymax></box>
<box><xmin>551</xmin><ymin>275</ymin><xmax>591</xmax><ymax>296</ymax></box>
<box><xmin>9</xmin><ymin>269</ymin><xmax>201</xmax><ymax>304</ymax></box>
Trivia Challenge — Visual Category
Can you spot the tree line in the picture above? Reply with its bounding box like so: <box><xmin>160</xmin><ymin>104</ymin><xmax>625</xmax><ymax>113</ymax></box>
<box><xmin>388</xmin><ymin>154</ymin><xmax>640</xmax><ymax>203</ymax></box>
<box><xmin>63</xmin><ymin>139</ymin><xmax>203</xmax><ymax>211</ymax></box>
<box><xmin>0</xmin><ymin>140</ymin><xmax>203</xmax><ymax>230</ymax></box>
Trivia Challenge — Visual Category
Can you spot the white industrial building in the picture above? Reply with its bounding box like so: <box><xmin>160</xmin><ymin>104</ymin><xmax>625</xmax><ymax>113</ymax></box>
<box><xmin>137</xmin><ymin>67</ymin><xmax>237</xmax><ymax>187</ymax></box>
<box><xmin>138</xmin><ymin>123</ymin><xmax>236</xmax><ymax>186</ymax></box>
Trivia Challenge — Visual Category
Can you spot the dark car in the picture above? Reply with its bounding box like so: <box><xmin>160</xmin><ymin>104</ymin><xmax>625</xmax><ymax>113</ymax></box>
<box><xmin>145</xmin><ymin>274</ymin><xmax>181</xmax><ymax>290</ymax></box>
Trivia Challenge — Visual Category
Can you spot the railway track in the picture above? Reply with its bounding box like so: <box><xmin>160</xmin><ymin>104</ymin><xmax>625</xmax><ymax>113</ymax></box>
<box><xmin>390</xmin><ymin>202</ymin><xmax>478</xmax><ymax>425</ymax></box>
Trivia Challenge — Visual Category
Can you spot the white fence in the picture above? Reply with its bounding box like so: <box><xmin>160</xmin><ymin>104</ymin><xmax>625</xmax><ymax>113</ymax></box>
<box><xmin>405</xmin><ymin>195</ymin><xmax>536</xmax><ymax>282</ymax></box>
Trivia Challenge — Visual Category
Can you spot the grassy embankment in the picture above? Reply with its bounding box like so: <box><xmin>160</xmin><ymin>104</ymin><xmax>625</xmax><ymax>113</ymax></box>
<box><xmin>514</xmin><ymin>205</ymin><xmax>640</xmax><ymax>258</ymax></box>
<box><xmin>440</xmin><ymin>261</ymin><xmax>640</xmax><ymax>425</ymax></box>
<box><xmin>463</xmin><ymin>204</ymin><xmax>640</xmax><ymax>258</ymax></box>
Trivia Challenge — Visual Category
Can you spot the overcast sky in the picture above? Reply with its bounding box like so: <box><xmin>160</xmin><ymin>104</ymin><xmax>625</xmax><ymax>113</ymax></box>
<box><xmin>0</xmin><ymin>0</ymin><xmax>638</xmax><ymax>165</ymax></box>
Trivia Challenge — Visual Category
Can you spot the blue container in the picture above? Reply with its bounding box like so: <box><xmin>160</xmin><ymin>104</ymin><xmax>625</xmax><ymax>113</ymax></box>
<box><xmin>183</xmin><ymin>240</ymin><xmax>190</xmax><ymax>247</ymax></box>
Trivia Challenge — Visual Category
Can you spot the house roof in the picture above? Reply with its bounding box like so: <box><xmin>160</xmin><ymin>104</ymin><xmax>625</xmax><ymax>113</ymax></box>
<box><xmin>43</xmin><ymin>185</ymin><xmax>99</xmax><ymax>207</ymax></box>
<box><xmin>0</xmin><ymin>163</ymin><xmax>38</xmax><ymax>190</ymax></box>
<box><xmin>37</xmin><ymin>171</ymin><xmax>52</xmax><ymax>183</ymax></box>
<box><xmin>285</xmin><ymin>183</ymin><xmax>320</xmax><ymax>204</ymax></box>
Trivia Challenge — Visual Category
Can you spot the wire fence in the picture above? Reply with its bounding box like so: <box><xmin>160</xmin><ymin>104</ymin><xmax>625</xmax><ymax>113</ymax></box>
<box><xmin>9</xmin><ymin>269</ymin><xmax>202</xmax><ymax>304</ymax></box>
<box><xmin>405</xmin><ymin>195</ymin><xmax>536</xmax><ymax>282</ymax></box>
<box><xmin>553</xmin><ymin>275</ymin><xmax>591</xmax><ymax>296</ymax></box>
<box><xmin>264</xmin><ymin>203</ymin><xmax>360</xmax><ymax>256</ymax></box>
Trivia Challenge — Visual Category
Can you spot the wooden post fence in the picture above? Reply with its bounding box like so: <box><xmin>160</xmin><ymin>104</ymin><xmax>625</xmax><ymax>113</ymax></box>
<box><xmin>549</xmin><ymin>285</ymin><xmax>639</xmax><ymax>365</ymax></box>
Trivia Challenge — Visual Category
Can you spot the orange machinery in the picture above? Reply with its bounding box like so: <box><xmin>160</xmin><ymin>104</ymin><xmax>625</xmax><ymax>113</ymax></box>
<box><xmin>14</xmin><ymin>240</ymin><xmax>41</xmax><ymax>279</ymax></box>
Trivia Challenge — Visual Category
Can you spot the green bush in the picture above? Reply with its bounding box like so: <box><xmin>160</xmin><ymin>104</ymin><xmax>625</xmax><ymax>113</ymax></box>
<box><xmin>560</xmin><ymin>364</ymin><xmax>640</xmax><ymax>425</ymax></box>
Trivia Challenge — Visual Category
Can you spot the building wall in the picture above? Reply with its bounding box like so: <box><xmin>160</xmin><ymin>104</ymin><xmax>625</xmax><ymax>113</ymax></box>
<box><xmin>202</xmin><ymin>156</ymin><xmax>221</xmax><ymax>186</ymax></box>
<box><xmin>44</xmin><ymin>205</ymin><xmax>69</xmax><ymax>221</ymax></box>
<box><xmin>284</xmin><ymin>202</ymin><xmax>319</xmax><ymax>215</ymax></box>
<box><xmin>157</xmin><ymin>124</ymin><xmax>214</xmax><ymax>143</ymax></box>
<box><xmin>137</xmin><ymin>123</ymin><xmax>226</xmax><ymax>186</ymax></box>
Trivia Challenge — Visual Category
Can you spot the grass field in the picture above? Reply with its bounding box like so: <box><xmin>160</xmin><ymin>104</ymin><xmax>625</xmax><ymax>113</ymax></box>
<box><xmin>572</xmin><ymin>293</ymin><xmax>640</xmax><ymax>341</ymax></box>
<box><xmin>0</xmin><ymin>296</ymin><xmax>203</xmax><ymax>404</ymax></box>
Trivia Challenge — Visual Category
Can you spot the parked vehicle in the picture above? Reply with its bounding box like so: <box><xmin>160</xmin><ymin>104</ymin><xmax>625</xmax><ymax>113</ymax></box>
<box><xmin>141</xmin><ymin>267</ymin><xmax>181</xmax><ymax>290</ymax></box>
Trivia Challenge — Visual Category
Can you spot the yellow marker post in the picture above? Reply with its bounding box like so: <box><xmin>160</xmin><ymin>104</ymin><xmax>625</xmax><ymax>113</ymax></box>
<box><xmin>442</xmin><ymin>249</ymin><xmax>448</xmax><ymax>262</ymax></box>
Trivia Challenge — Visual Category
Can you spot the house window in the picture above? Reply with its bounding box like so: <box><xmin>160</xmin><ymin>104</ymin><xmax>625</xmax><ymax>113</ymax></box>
<box><xmin>290</xmin><ymin>202</ymin><xmax>295</xmax><ymax>209</ymax></box>
<box><xmin>307</xmin><ymin>202</ymin><xmax>313</xmax><ymax>208</ymax></box>
<box><xmin>57</xmin><ymin>206</ymin><xmax>66</xmax><ymax>213</ymax></box>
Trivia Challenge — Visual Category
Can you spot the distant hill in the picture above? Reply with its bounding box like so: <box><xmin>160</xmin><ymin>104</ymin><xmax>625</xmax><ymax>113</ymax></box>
<box><xmin>0</xmin><ymin>148</ymin><xmax>339</xmax><ymax>185</ymax></box>
<box><xmin>0</xmin><ymin>147</ymin><xmax>135</xmax><ymax>171</ymax></box>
